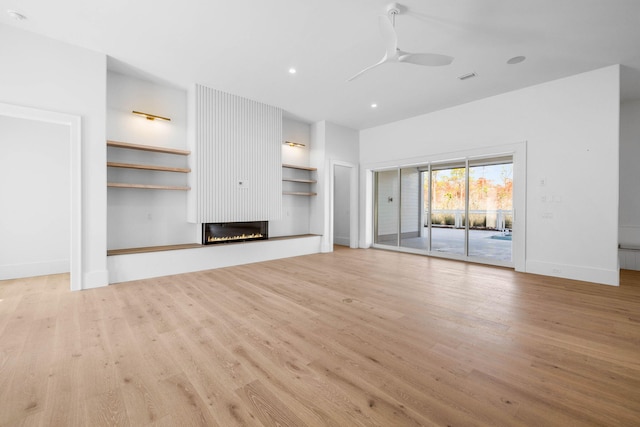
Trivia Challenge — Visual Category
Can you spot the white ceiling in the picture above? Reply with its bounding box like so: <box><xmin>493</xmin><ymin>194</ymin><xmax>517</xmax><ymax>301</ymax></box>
<box><xmin>2</xmin><ymin>0</ymin><xmax>640</xmax><ymax>130</ymax></box>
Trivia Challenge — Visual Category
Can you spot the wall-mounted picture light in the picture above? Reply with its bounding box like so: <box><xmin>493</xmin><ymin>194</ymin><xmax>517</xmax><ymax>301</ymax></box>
<box><xmin>283</xmin><ymin>141</ymin><xmax>305</xmax><ymax>148</ymax></box>
<box><xmin>132</xmin><ymin>110</ymin><xmax>171</xmax><ymax>121</ymax></box>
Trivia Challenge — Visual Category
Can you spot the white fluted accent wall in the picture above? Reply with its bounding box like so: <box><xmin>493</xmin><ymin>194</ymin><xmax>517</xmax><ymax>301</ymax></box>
<box><xmin>189</xmin><ymin>84</ymin><xmax>282</xmax><ymax>223</ymax></box>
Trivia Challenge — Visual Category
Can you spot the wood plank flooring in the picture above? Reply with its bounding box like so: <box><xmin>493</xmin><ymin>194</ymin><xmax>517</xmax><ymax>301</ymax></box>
<box><xmin>1</xmin><ymin>247</ymin><xmax>640</xmax><ymax>426</ymax></box>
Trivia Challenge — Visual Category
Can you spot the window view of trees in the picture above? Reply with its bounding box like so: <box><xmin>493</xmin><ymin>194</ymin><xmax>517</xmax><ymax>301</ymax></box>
<box><xmin>374</xmin><ymin>158</ymin><xmax>513</xmax><ymax>262</ymax></box>
<box><xmin>427</xmin><ymin>164</ymin><xmax>513</xmax><ymax>230</ymax></box>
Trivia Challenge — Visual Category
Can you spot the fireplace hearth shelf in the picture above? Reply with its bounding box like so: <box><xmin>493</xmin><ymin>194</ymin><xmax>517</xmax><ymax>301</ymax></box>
<box><xmin>107</xmin><ymin>243</ymin><xmax>202</xmax><ymax>256</ymax></box>
<box><xmin>107</xmin><ymin>235</ymin><xmax>319</xmax><ymax>256</ymax></box>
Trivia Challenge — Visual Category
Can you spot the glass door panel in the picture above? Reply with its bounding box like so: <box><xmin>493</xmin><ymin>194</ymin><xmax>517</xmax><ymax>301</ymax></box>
<box><xmin>374</xmin><ymin>170</ymin><xmax>399</xmax><ymax>246</ymax></box>
<box><xmin>430</xmin><ymin>165</ymin><xmax>466</xmax><ymax>255</ymax></box>
<box><xmin>399</xmin><ymin>167</ymin><xmax>426</xmax><ymax>251</ymax></box>
<box><xmin>421</xmin><ymin>170</ymin><xmax>430</xmax><ymax>250</ymax></box>
<box><xmin>468</xmin><ymin>160</ymin><xmax>513</xmax><ymax>261</ymax></box>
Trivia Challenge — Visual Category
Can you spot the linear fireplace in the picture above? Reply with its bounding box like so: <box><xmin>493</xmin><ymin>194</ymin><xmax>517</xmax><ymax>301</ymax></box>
<box><xmin>202</xmin><ymin>221</ymin><xmax>268</xmax><ymax>245</ymax></box>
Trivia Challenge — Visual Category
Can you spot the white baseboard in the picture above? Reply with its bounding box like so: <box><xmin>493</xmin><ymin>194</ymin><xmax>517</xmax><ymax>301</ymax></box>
<box><xmin>0</xmin><ymin>259</ymin><xmax>69</xmax><ymax>280</ymax></box>
<box><xmin>526</xmin><ymin>260</ymin><xmax>619</xmax><ymax>286</ymax></box>
<box><xmin>82</xmin><ymin>270</ymin><xmax>110</xmax><ymax>290</ymax></box>
<box><xmin>334</xmin><ymin>236</ymin><xmax>350</xmax><ymax>246</ymax></box>
<box><xmin>619</xmin><ymin>248</ymin><xmax>640</xmax><ymax>271</ymax></box>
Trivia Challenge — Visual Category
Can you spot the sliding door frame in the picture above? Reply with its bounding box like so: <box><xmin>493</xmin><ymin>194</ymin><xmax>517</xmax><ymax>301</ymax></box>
<box><xmin>367</xmin><ymin>142</ymin><xmax>526</xmax><ymax>272</ymax></box>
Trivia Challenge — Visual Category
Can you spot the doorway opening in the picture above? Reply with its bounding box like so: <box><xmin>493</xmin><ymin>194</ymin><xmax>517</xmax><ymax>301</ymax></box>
<box><xmin>329</xmin><ymin>161</ymin><xmax>358</xmax><ymax>250</ymax></box>
<box><xmin>0</xmin><ymin>103</ymin><xmax>82</xmax><ymax>291</ymax></box>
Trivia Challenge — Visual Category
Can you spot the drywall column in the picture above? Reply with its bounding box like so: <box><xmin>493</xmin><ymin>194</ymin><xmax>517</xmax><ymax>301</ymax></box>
<box><xmin>309</xmin><ymin>121</ymin><xmax>327</xmax><ymax>244</ymax></box>
<box><xmin>310</xmin><ymin>120</ymin><xmax>360</xmax><ymax>252</ymax></box>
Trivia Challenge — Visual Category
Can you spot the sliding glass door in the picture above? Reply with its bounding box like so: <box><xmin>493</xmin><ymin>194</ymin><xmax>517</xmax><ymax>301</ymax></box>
<box><xmin>373</xmin><ymin>155</ymin><xmax>514</xmax><ymax>266</ymax></box>
<box><xmin>430</xmin><ymin>163</ymin><xmax>466</xmax><ymax>256</ymax></box>
<box><xmin>468</xmin><ymin>158</ymin><xmax>513</xmax><ymax>262</ymax></box>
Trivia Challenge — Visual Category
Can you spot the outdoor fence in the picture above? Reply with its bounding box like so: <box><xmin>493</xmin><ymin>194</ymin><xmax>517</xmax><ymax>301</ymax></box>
<box><xmin>427</xmin><ymin>209</ymin><xmax>513</xmax><ymax>231</ymax></box>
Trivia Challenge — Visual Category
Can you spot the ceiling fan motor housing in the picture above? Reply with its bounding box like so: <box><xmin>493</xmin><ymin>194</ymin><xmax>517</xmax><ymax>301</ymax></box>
<box><xmin>386</xmin><ymin>2</ymin><xmax>401</xmax><ymax>16</ymax></box>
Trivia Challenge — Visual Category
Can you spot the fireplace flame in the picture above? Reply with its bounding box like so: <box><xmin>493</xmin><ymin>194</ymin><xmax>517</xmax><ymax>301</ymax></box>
<box><xmin>207</xmin><ymin>233</ymin><xmax>264</xmax><ymax>243</ymax></box>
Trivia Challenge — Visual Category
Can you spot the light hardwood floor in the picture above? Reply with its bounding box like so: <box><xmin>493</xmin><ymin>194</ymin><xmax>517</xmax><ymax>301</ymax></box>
<box><xmin>1</xmin><ymin>247</ymin><xmax>640</xmax><ymax>426</ymax></box>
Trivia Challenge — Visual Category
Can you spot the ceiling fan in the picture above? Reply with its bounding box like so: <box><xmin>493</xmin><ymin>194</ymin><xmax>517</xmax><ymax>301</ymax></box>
<box><xmin>348</xmin><ymin>2</ymin><xmax>454</xmax><ymax>81</ymax></box>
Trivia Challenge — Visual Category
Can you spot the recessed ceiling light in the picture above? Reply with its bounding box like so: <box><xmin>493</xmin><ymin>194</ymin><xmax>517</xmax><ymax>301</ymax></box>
<box><xmin>507</xmin><ymin>56</ymin><xmax>526</xmax><ymax>65</ymax></box>
<box><xmin>288</xmin><ymin>67</ymin><xmax>297</xmax><ymax>74</ymax></box>
<box><xmin>7</xmin><ymin>9</ymin><xmax>27</xmax><ymax>21</ymax></box>
<box><xmin>371</xmin><ymin>103</ymin><xmax>378</xmax><ymax>109</ymax></box>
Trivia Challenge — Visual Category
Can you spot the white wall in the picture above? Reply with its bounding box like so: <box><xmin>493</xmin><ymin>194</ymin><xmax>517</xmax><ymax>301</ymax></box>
<box><xmin>0</xmin><ymin>117</ymin><xmax>70</xmax><ymax>278</ymax></box>
<box><xmin>333</xmin><ymin>165</ymin><xmax>351</xmax><ymax>246</ymax></box>
<box><xmin>361</xmin><ymin>66</ymin><xmax>620</xmax><ymax>286</ymax></box>
<box><xmin>310</xmin><ymin>121</ymin><xmax>360</xmax><ymax>251</ymax></box>
<box><xmin>107</xmin><ymin>71</ymin><xmax>197</xmax><ymax>249</ymax></box>
<box><xmin>309</xmin><ymin>121</ymin><xmax>327</xmax><ymax>237</ymax></box>
<box><xmin>271</xmin><ymin>118</ymin><xmax>312</xmax><ymax>237</ymax></box>
<box><xmin>619</xmin><ymin>99</ymin><xmax>640</xmax><ymax>248</ymax></box>
<box><xmin>325</xmin><ymin>122</ymin><xmax>360</xmax><ymax>163</ymax></box>
<box><xmin>282</xmin><ymin>118</ymin><xmax>311</xmax><ymax>166</ymax></box>
<box><xmin>0</xmin><ymin>24</ymin><xmax>108</xmax><ymax>288</ymax></box>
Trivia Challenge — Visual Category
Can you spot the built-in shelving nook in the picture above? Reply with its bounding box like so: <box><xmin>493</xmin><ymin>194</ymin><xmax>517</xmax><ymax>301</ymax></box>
<box><xmin>282</xmin><ymin>164</ymin><xmax>317</xmax><ymax>196</ymax></box>
<box><xmin>107</xmin><ymin>140</ymin><xmax>191</xmax><ymax>190</ymax></box>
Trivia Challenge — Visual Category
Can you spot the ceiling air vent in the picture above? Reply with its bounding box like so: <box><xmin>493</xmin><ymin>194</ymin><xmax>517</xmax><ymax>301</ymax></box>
<box><xmin>458</xmin><ymin>72</ymin><xmax>477</xmax><ymax>81</ymax></box>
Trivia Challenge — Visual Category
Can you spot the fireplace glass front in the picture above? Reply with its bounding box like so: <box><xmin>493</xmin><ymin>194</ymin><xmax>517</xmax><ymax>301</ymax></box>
<box><xmin>202</xmin><ymin>221</ymin><xmax>268</xmax><ymax>245</ymax></box>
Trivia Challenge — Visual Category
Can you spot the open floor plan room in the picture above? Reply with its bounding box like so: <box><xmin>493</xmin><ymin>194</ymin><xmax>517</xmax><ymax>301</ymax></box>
<box><xmin>1</xmin><ymin>247</ymin><xmax>639</xmax><ymax>426</ymax></box>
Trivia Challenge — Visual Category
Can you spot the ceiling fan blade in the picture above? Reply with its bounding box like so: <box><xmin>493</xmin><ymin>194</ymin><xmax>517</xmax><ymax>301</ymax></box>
<box><xmin>378</xmin><ymin>15</ymin><xmax>398</xmax><ymax>57</ymax></box>
<box><xmin>398</xmin><ymin>52</ymin><xmax>454</xmax><ymax>66</ymax></box>
<box><xmin>347</xmin><ymin>56</ymin><xmax>388</xmax><ymax>82</ymax></box>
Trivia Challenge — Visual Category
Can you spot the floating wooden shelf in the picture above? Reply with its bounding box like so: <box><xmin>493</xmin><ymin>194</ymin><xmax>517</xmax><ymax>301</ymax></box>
<box><xmin>108</xmin><ymin>243</ymin><xmax>202</xmax><ymax>256</ymax></box>
<box><xmin>108</xmin><ymin>183</ymin><xmax>190</xmax><ymax>191</ymax></box>
<box><xmin>283</xmin><ymin>178</ymin><xmax>317</xmax><ymax>184</ymax></box>
<box><xmin>282</xmin><ymin>164</ymin><xmax>317</xmax><ymax>171</ymax></box>
<box><xmin>107</xmin><ymin>140</ymin><xmax>190</xmax><ymax>156</ymax></box>
<box><xmin>282</xmin><ymin>164</ymin><xmax>315</xmax><ymax>195</ymax></box>
<box><xmin>283</xmin><ymin>191</ymin><xmax>317</xmax><ymax>196</ymax></box>
<box><xmin>107</xmin><ymin>162</ymin><xmax>191</xmax><ymax>173</ymax></box>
